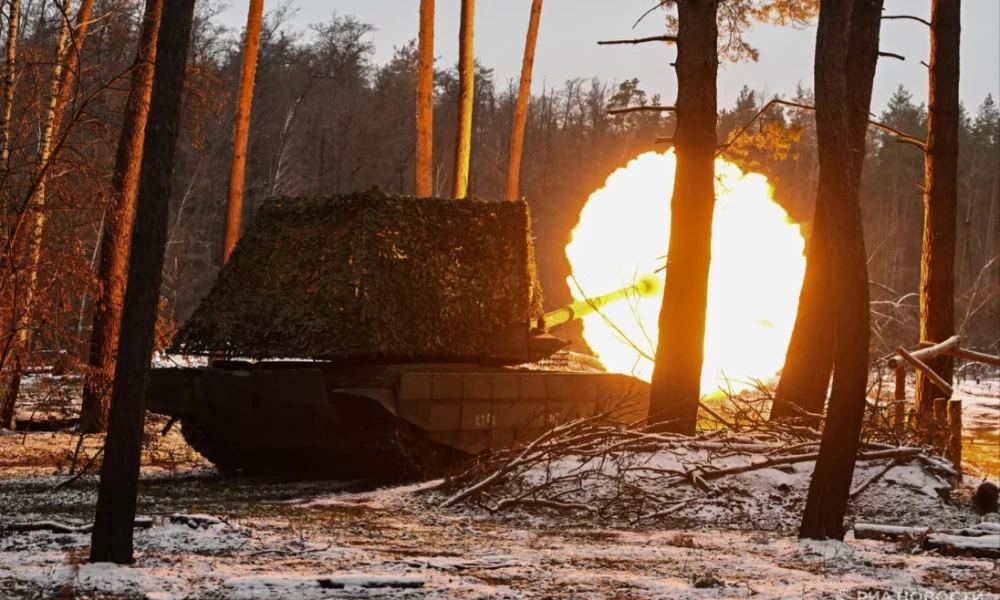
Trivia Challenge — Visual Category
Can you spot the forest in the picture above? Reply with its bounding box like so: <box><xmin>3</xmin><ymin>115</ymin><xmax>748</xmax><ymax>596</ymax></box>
<box><xmin>0</xmin><ymin>0</ymin><xmax>997</xmax><ymax>598</ymax></box>
<box><xmin>0</xmin><ymin>6</ymin><xmax>996</xmax><ymax>371</ymax></box>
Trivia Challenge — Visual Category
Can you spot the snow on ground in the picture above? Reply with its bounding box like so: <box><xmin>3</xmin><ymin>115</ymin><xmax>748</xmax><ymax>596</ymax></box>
<box><xmin>0</xmin><ymin>372</ymin><xmax>996</xmax><ymax>599</ymax></box>
<box><xmin>2</xmin><ymin>428</ymin><xmax>998</xmax><ymax>599</ymax></box>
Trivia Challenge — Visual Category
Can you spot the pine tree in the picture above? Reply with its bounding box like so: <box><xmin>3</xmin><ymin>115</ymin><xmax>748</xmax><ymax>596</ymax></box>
<box><xmin>506</xmin><ymin>0</ymin><xmax>543</xmax><ymax>201</ymax></box>
<box><xmin>415</xmin><ymin>0</ymin><xmax>434</xmax><ymax>197</ymax></box>
<box><xmin>222</xmin><ymin>0</ymin><xmax>264</xmax><ymax>264</ymax></box>
<box><xmin>648</xmin><ymin>0</ymin><xmax>720</xmax><ymax>435</ymax></box>
<box><xmin>90</xmin><ymin>0</ymin><xmax>198</xmax><ymax>565</ymax></box>
<box><xmin>451</xmin><ymin>0</ymin><xmax>475</xmax><ymax>198</ymax></box>
<box><xmin>915</xmin><ymin>0</ymin><xmax>961</xmax><ymax>420</ymax></box>
<box><xmin>80</xmin><ymin>0</ymin><xmax>165</xmax><ymax>434</ymax></box>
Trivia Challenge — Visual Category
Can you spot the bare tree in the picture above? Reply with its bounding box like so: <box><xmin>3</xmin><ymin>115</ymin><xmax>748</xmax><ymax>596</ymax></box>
<box><xmin>1</xmin><ymin>3</ymin><xmax>74</xmax><ymax>423</ymax></box>
<box><xmin>222</xmin><ymin>0</ymin><xmax>264</xmax><ymax>264</ymax></box>
<box><xmin>799</xmin><ymin>0</ymin><xmax>882</xmax><ymax>541</ymax></box>
<box><xmin>648</xmin><ymin>0</ymin><xmax>718</xmax><ymax>435</ymax></box>
<box><xmin>451</xmin><ymin>0</ymin><xmax>474</xmax><ymax>198</ymax></box>
<box><xmin>505</xmin><ymin>0</ymin><xmax>543</xmax><ymax>202</ymax></box>
<box><xmin>916</xmin><ymin>0</ymin><xmax>960</xmax><ymax>418</ymax></box>
<box><xmin>80</xmin><ymin>0</ymin><xmax>164</xmax><ymax>433</ymax></box>
<box><xmin>415</xmin><ymin>0</ymin><xmax>433</xmax><ymax>197</ymax></box>
<box><xmin>90</xmin><ymin>0</ymin><xmax>197</xmax><ymax>565</ymax></box>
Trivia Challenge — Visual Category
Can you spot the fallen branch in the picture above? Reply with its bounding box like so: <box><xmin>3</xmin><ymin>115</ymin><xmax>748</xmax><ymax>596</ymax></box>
<box><xmin>52</xmin><ymin>445</ymin><xmax>105</xmax><ymax>491</ymax></box>
<box><xmin>888</xmin><ymin>336</ymin><xmax>961</xmax><ymax>369</ymax></box>
<box><xmin>894</xmin><ymin>347</ymin><xmax>954</xmax><ymax>397</ymax></box>
<box><xmin>1</xmin><ymin>517</ymin><xmax>153</xmax><ymax>534</ymax></box>
<box><xmin>854</xmin><ymin>523</ymin><xmax>999</xmax><ymax>541</ymax></box>
<box><xmin>945</xmin><ymin>347</ymin><xmax>1000</xmax><ymax>367</ymax></box>
<box><xmin>924</xmin><ymin>533</ymin><xmax>1000</xmax><ymax>559</ymax></box>
<box><xmin>849</xmin><ymin>459</ymin><xmax>899</xmax><ymax>500</ymax></box>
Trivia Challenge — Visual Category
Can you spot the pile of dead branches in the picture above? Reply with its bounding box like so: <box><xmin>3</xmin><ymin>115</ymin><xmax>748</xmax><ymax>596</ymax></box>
<box><xmin>431</xmin><ymin>407</ymin><xmax>956</xmax><ymax>526</ymax></box>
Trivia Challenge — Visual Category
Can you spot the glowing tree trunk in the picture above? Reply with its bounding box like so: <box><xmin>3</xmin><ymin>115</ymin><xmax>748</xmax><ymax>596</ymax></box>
<box><xmin>79</xmin><ymin>0</ymin><xmax>164</xmax><ymax>434</ymax></box>
<box><xmin>773</xmin><ymin>0</ymin><xmax>882</xmax><ymax>422</ymax></box>
<box><xmin>916</xmin><ymin>0</ymin><xmax>960</xmax><ymax>419</ymax></box>
<box><xmin>51</xmin><ymin>0</ymin><xmax>97</xmax><ymax>136</ymax></box>
<box><xmin>451</xmin><ymin>0</ymin><xmax>474</xmax><ymax>199</ymax></box>
<box><xmin>90</xmin><ymin>0</ymin><xmax>197</xmax><ymax>565</ymax></box>
<box><xmin>0</xmin><ymin>0</ymin><xmax>20</xmax><ymax>174</ymax></box>
<box><xmin>415</xmin><ymin>0</ymin><xmax>434</xmax><ymax>197</ymax></box>
<box><xmin>222</xmin><ymin>0</ymin><xmax>264</xmax><ymax>264</ymax></box>
<box><xmin>648</xmin><ymin>0</ymin><xmax>718</xmax><ymax>435</ymax></box>
<box><xmin>505</xmin><ymin>0</ymin><xmax>543</xmax><ymax>202</ymax></box>
<box><xmin>0</xmin><ymin>0</ymin><xmax>20</xmax><ymax>429</ymax></box>
<box><xmin>799</xmin><ymin>0</ymin><xmax>881</xmax><ymax>541</ymax></box>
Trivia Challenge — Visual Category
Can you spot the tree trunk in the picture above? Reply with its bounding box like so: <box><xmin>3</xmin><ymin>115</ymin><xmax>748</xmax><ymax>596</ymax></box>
<box><xmin>648</xmin><ymin>0</ymin><xmax>718</xmax><ymax>435</ymax></box>
<box><xmin>0</xmin><ymin>0</ymin><xmax>22</xmax><ymax>428</ymax></box>
<box><xmin>505</xmin><ymin>0</ymin><xmax>543</xmax><ymax>202</ymax></box>
<box><xmin>0</xmin><ymin>355</ymin><xmax>20</xmax><ymax>429</ymax></box>
<box><xmin>799</xmin><ymin>0</ymin><xmax>881</xmax><ymax>541</ymax></box>
<box><xmin>0</xmin><ymin>0</ymin><xmax>20</xmax><ymax>175</ymax></box>
<box><xmin>89</xmin><ymin>0</ymin><xmax>196</xmax><ymax>565</ymax></box>
<box><xmin>1</xmin><ymin>7</ymin><xmax>73</xmax><ymax>418</ymax></box>
<box><xmin>222</xmin><ymin>0</ymin><xmax>263</xmax><ymax>264</ymax></box>
<box><xmin>451</xmin><ymin>0</ymin><xmax>474</xmax><ymax>199</ymax></box>
<box><xmin>771</xmin><ymin>206</ymin><xmax>834</xmax><ymax>420</ymax></box>
<box><xmin>415</xmin><ymin>0</ymin><xmax>434</xmax><ymax>197</ymax></box>
<box><xmin>916</xmin><ymin>0</ymin><xmax>960</xmax><ymax>418</ymax></box>
<box><xmin>79</xmin><ymin>0</ymin><xmax>164</xmax><ymax>434</ymax></box>
<box><xmin>50</xmin><ymin>0</ymin><xmax>97</xmax><ymax>138</ymax></box>
<box><xmin>773</xmin><ymin>0</ymin><xmax>883</xmax><ymax>422</ymax></box>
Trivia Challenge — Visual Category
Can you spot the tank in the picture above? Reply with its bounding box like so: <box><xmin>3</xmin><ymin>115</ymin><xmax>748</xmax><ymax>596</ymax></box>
<box><xmin>147</xmin><ymin>189</ymin><xmax>652</xmax><ymax>479</ymax></box>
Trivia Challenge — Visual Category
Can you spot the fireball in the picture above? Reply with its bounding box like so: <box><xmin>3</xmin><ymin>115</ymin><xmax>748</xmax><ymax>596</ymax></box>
<box><xmin>564</xmin><ymin>150</ymin><xmax>806</xmax><ymax>396</ymax></box>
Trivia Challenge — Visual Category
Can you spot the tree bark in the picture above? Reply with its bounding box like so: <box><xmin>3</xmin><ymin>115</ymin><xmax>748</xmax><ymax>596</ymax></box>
<box><xmin>0</xmin><ymin>0</ymin><xmax>20</xmax><ymax>175</ymax></box>
<box><xmin>916</xmin><ymin>0</ymin><xmax>960</xmax><ymax>418</ymax></box>
<box><xmin>773</xmin><ymin>0</ymin><xmax>883</xmax><ymax>422</ymax></box>
<box><xmin>415</xmin><ymin>0</ymin><xmax>434</xmax><ymax>197</ymax></box>
<box><xmin>771</xmin><ymin>206</ymin><xmax>834</xmax><ymax>420</ymax></box>
<box><xmin>89</xmin><ymin>0</ymin><xmax>196</xmax><ymax>565</ymax></box>
<box><xmin>222</xmin><ymin>0</ymin><xmax>264</xmax><ymax>264</ymax></box>
<box><xmin>0</xmin><ymin>0</ymin><xmax>21</xmax><ymax>429</ymax></box>
<box><xmin>648</xmin><ymin>0</ymin><xmax>719</xmax><ymax>435</ymax></box>
<box><xmin>79</xmin><ymin>0</ymin><xmax>164</xmax><ymax>434</ymax></box>
<box><xmin>451</xmin><ymin>0</ymin><xmax>474</xmax><ymax>199</ymax></box>
<box><xmin>505</xmin><ymin>0</ymin><xmax>543</xmax><ymax>202</ymax></box>
<box><xmin>49</xmin><ymin>0</ymin><xmax>97</xmax><ymax>138</ymax></box>
<box><xmin>799</xmin><ymin>0</ymin><xmax>881</xmax><ymax>541</ymax></box>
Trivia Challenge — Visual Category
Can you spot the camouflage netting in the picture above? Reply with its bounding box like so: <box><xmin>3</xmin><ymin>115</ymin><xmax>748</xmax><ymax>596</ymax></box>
<box><xmin>172</xmin><ymin>189</ymin><xmax>544</xmax><ymax>363</ymax></box>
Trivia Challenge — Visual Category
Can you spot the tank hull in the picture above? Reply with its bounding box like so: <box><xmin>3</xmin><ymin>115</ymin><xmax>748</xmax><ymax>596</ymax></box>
<box><xmin>147</xmin><ymin>362</ymin><xmax>650</xmax><ymax>479</ymax></box>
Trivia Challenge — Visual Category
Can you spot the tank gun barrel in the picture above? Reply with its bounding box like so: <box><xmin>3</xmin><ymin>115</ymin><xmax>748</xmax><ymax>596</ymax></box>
<box><xmin>537</xmin><ymin>275</ymin><xmax>661</xmax><ymax>329</ymax></box>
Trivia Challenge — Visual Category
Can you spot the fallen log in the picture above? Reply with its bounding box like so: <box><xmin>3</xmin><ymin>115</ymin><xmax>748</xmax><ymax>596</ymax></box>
<box><xmin>1</xmin><ymin>517</ymin><xmax>153</xmax><ymax>534</ymax></box>
<box><xmin>854</xmin><ymin>523</ymin><xmax>998</xmax><ymax>541</ymax></box>
<box><xmin>924</xmin><ymin>533</ymin><xmax>1000</xmax><ymax>559</ymax></box>
<box><xmin>223</xmin><ymin>575</ymin><xmax>425</xmax><ymax>590</ymax></box>
<box><xmin>945</xmin><ymin>347</ymin><xmax>1000</xmax><ymax>367</ymax></box>
<box><xmin>889</xmin><ymin>336</ymin><xmax>961</xmax><ymax>369</ymax></box>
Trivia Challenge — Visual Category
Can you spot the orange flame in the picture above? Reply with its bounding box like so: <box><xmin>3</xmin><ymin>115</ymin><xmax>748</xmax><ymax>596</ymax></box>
<box><xmin>565</xmin><ymin>150</ymin><xmax>806</xmax><ymax>395</ymax></box>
